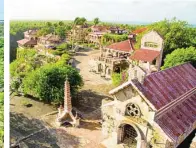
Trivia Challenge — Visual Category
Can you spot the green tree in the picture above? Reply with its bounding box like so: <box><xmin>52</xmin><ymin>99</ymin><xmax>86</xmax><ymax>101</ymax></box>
<box><xmin>94</xmin><ymin>17</ymin><xmax>100</xmax><ymax>26</ymax></box>
<box><xmin>10</xmin><ymin>48</ymin><xmax>57</xmax><ymax>92</ymax></box>
<box><xmin>162</xmin><ymin>46</ymin><xmax>196</xmax><ymax>69</ymax></box>
<box><xmin>23</xmin><ymin>64</ymin><xmax>83</xmax><ymax>104</ymax></box>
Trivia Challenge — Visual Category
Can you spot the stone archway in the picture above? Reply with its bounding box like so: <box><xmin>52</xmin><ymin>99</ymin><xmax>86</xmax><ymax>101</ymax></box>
<box><xmin>117</xmin><ymin>122</ymin><xmax>146</xmax><ymax>148</ymax></box>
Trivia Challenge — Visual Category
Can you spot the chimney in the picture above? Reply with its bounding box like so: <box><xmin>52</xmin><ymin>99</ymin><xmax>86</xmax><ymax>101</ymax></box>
<box><xmin>64</xmin><ymin>78</ymin><xmax>72</xmax><ymax>112</ymax></box>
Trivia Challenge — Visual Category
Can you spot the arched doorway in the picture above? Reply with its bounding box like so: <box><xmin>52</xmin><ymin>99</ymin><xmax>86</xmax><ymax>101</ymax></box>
<box><xmin>118</xmin><ymin>124</ymin><xmax>139</xmax><ymax>148</ymax></box>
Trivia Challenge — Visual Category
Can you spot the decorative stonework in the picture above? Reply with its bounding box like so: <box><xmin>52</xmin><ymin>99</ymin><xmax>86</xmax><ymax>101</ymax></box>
<box><xmin>64</xmin><ymin>80</ymin><xmax>72</xmax><ymax>112</ymax></box>
<box><xmin>56</xmin><ymin>79</ymin><xmax>79</xmax><ymax>127</ymax></box>
<box><xmin>125</xmin><ymin>103</ymin><xmax>141</xmax><ymax>117</ymax></box>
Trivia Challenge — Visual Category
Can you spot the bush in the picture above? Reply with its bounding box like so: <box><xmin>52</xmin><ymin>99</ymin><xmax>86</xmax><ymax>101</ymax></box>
<box><xmin>162</xmin><ymin>46</ymin><xmax>196</xmax><ymax>69</ymax></box>
<box><xmin>55</xmin><ymin>53</ymin><xmax>71</xmax><ymax>66</ymax></box>
<box><xmin>23</xmin><ymin>64</ymin><xmax>83</xmax><ymax>104</ymax></box>
<box><xmin>112</xmin><ymin>73</ymin><xmax>122</xmax><ymax>86</ymax></box>
<box><xmin>10</xmin><ymin>48</ymin><xmax>57</xmax><ymax>92</ymax></box>
<box><xmin>112</xmin><ymin>70</ymin><xmax>128</xmax><ymax>86</ymax></box>
<box><xmin>56</xmin><ymin>42</ymin><xmax>72</xmax><ymax>50</ymax></box>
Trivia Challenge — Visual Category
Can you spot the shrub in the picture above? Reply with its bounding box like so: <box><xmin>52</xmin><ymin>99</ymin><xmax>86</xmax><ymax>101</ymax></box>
<box><xmin>112</xmin><ymin>70</ymin><xmax>128</xmax><ymax>86</ymax></box>
<box><xmin>23</xmin><ymin>64</ymin><xmax>83</xmax><ymax>104</ymax></box>
<box><xmin>10</xmin><ymin>48</ymin><xmax>57</xmax><ymax>92</ymax></box>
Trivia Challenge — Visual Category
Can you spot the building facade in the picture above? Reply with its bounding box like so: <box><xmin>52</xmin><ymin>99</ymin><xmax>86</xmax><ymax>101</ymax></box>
<box><xmin>17</xmin><ymin>30</ymin><xmax>38</xmax><ymax>48</ymax></box>
<box><xmin>90</xmin><ymin>30</ymin><xmax>163</xmax><ymax>80</ymax></box>
<box><xmin>101</xmin><ymin>63</ymin><xmax>196</xmax><ymax>148</ymax></box>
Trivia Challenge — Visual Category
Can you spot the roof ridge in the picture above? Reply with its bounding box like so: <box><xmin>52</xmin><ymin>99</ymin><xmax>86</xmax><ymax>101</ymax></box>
<box><xmin>155</xmin><ymin>87</ymin><xmax>196</xmax><ymax>119</ymax></box>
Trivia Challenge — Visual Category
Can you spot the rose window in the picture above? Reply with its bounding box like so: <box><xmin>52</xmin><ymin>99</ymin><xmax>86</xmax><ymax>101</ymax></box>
<box><xmin>125</xmin><ymin>103</ymin><xmax>141</xmax><ymax>117</ymax></box>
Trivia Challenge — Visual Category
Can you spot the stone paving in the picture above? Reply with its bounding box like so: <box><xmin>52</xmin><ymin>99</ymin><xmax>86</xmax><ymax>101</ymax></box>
<box><xmin>74</xmin><ymin>50</ymin><xmax>111</xmax><ymax>85</ymax></box>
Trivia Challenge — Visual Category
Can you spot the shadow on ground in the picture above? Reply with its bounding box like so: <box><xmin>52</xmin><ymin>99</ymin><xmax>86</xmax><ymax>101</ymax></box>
<box><xmin>73</xmin><ymin>89</ymin><xmax>111</xmax><ymax>111</ymax></box>
<box><xmin>79</xmin><ymin>120</ymin><xmax>101</xmax><ymax>131</ymax></box>
<box><xmin>75</xmin><ymin>52</ymin><xmax>88</xmax><ymax>56</ymax></box>
<box><xmin>10</xmin><ymin>112</ymin><xmax>81</xmax><ymax>148</ymax></box>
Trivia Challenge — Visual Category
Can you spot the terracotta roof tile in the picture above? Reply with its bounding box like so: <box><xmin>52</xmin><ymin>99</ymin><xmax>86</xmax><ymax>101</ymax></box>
<box><xmin>130</xmin><ymin>49</ymin><xmax>160</xmax><ymax>62</ymax></box>
<box><xmin>132</xmin><ymin>27</ymin><xmax>148</xmax><ymax>34</ymax></box>
<box><xmin>106</xmin><ymin>40</ymin><xmax>133</xmax><ymax>52</ymax></box>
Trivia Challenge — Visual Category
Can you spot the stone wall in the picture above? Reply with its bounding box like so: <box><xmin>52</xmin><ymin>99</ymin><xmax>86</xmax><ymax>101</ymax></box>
<box><xmin>141</xmin><ymin>31</ymin><xmax>163</xmax><ymax>52</ymax></box>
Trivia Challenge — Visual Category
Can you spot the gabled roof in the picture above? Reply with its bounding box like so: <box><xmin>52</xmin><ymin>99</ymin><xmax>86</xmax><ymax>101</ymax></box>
<box><xmin>106</xmin><ymin>40</ymin><xmax>133</xmax><ymax>52</ymax></box>
<box><xmin>141</xmin><ymin>63</ymin><xmax>196</xmax><ymax>110</ymax></box>
<box><xmin>130</xmin><ymin>49</ymin><xmax>160</xmax><ymax>62</ymax></box>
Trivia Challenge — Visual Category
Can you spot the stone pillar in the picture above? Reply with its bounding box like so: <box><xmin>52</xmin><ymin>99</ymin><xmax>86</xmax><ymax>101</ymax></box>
<box><xmin>64</xmin><ymin>79</ymin><xmax>72</xmax><ymax>112</ymax></box>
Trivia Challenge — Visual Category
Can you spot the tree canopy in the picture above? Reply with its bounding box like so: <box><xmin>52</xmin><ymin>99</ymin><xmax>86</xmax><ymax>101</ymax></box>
<box><xmin>23</xmin><ymin>64</ymin><xmax>83</xmax><ymax>104</ymax></box>
<box><xmin>93</xmin><ymin>17</ymin><xmax>100</xmax><ymax>26</ymax></box>
<box><xmin>162</xmin><ymin>46</ymin><xmax>196</xmax><ymax>69</ymax></box>
<box><xmin>74</xmin><ymin>17</ymin><xmax>87</xmax><ymax>26</ymax></box>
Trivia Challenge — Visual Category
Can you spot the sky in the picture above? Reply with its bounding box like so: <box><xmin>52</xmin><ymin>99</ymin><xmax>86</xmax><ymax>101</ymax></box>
<box><xmin>0</xmin><ymin>0</ymin><xmax>3</xmax><ymax>20</ymax></box>
<box><xmin>8</xmin><ymin>0</ymin><xmax>196</xmax><ymax>24</ymax></box>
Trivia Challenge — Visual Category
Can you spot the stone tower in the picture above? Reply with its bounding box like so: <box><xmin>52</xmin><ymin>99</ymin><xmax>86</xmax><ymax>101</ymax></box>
<box><xmin>56</xmin><ymin>78</ymin><xmax>79</xmax><ymax>127</ymax></box>
<box><xmin>64</xmin><ymin>79</ymin><xmax>72</xmax><ymax>112</ymax></box>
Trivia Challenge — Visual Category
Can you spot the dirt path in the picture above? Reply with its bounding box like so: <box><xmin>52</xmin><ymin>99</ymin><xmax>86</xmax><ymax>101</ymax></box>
<box><xmin>74</xmin><ymin>50</ymin><xmax>111</xmax><ymax>86</ymax></box>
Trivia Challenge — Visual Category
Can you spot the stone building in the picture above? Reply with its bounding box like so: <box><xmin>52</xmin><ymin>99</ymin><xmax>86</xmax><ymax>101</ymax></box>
<box><xmin>130</xmin><ymin>30</ymin><xmax>164</xmax><ymax>74</ymax></box>
<box><xmin>17</xmin><ymin>30</ymin><xmax>38</xmax><ymax>48</ymax></box>
<box><xmin>87</xmin><ymin>25</ymin><xmax>109</xmax><ymax>45</ymax></box>
<box><xmin>109</xmin><ymin>26</ymin><xmax>127</xmax><ymax>35</ymax></box>
<box><xmin>90</xmin><ymin>30</ymin><xmax>163</xmax><ymax>80</ymax></box>
<box><xmin>101</xmin><ymin>63</ymin><xmax>196</xmax><ymax>148</ymax></box>
<box><xmin>37</xmin><ymin>34</ymin><xmax>62</xmax><ymax>49</ymax></box>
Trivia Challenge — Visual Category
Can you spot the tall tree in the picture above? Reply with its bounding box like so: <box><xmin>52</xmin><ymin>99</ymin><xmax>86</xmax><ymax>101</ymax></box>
<box><xmin>94</xmin><ymin>17</ymin><xmax>100</xmax><ymax>26</ymax></box>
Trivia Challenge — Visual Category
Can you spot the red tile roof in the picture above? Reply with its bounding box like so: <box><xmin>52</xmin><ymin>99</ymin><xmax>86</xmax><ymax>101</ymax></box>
<box><xmin>130</xmin><ymin>49</ymin><xmax>160</xmax><ymax>62</ymax></box>
<box><xmin>139</xmin><ymin>63</ymin><xmax>196</xmax><ymax>144</ymax></box>
<box><xmin>132</xmin><ymin>27</ymin><xmax>148</xmax><ymax>34</ymax></box>
<box><xmin>106</xmin><ymin>40</ymin><xmax>133</xmax><ymax>52</ymax></box>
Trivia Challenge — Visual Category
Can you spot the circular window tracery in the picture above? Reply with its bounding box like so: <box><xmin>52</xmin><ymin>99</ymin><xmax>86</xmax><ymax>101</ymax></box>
<box><xmin>125</xmin><ymin>103</ymin><xmax>141</xmax><ymax>117</ymax></box>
